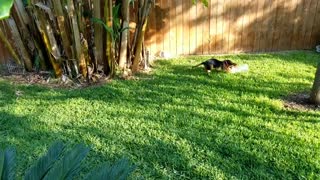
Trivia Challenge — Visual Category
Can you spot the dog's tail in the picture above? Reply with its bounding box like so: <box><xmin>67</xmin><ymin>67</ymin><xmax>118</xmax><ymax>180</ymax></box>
<box><xmin>192</xmin><ymin>62</ymin><xmax>204</xmax><ymax>68</ymax></box>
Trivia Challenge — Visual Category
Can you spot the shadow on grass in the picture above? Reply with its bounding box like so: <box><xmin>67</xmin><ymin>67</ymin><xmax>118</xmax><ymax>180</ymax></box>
<box><xmin>0</xmin><ymin>52</ymin><xmax>320</xmax><ymax>179</ymax></box>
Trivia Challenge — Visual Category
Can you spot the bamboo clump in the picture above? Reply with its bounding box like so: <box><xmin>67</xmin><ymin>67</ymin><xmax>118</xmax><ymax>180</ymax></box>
<box><xmin>0</xmin><ymin>0</ymin><xmax>154</xmax><ymax>80</ymax></box>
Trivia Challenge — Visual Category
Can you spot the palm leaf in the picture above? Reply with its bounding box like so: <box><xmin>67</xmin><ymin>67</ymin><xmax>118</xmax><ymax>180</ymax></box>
<box><xmin>24</xmin><ymin>142</ymin><xmax>65</xmax><ymax>180</ymax></box>
<box><xmin>1</xmin><ymin>147</ymin><xmax>15</xmax><ymax>180</ymax></box>
<box><xmin>0</xmin><ymin>150</ymin><xmax>5</xmax><ymax>178</ymax></box>
<box><xmin>44</xmin><ymin>144</ymin><xmax>90</xmax><ymax>180</ymax></box>
<box><xmin>0</xmin><ymin>0</ymin><xmax>14</xmax><ymax>20</ymax></box>
<box><xmin>85</xmin><ymin>158</ymin><xmax>135</xmax><ymax>180</ymax></box>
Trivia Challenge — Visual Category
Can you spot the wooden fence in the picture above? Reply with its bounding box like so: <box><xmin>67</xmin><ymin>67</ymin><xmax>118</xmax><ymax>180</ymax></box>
<box><xmin>144</xmin><ymin>0</ymin><xmax>320</xmax><ymax>56</ymax></box>
<box><xmin>1</xmin><ymin>0</ymin><xmax>320</xmax><ymax>62</ymax></box>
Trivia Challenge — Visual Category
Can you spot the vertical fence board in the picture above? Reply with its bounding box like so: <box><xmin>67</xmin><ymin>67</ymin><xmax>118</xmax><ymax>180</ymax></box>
<box><xmin>189</xmin><ymin>2</ymin><xmax>197</xmax><ymax>54</ymax></box>
<box><xmin>209</xmin><ymin>0</ymin><xmax>217</xmax><ymax>53</ymax></box>
<box><xmin>291</xmin><ymin>0</ymin><xmax>304</xmax><ymax>49</ymax></box>
<box><xmin>252</xmin><ymin>0</ymin><xmax>261</xmax><ymax>52</ymax></box>
<box><xmin>202</xmin><ymin>3</ymin><xmax>210</xmax><ymax>54</ymax></box>
<box><xmin>154</xmin><ymin>0</ymin><xmax>162</xmax><ymax>55</ymax></box>
<box><xmin>182</xmin><ymin>0</ymin><xmax>190</xmax><ymax>55</ymax></box>
<box><xmin>169</xmin><ymin>0</ymin><xmax>177</xmax><ymax>56</ymax></box>
<box><xmin>176</xmin><ymin>0</ymin><xmax>183</xmax><ymax>55</ymax></box>
<box><xmin>303</xmin><ymin>0</ymin><xmax>318</xmax><ymax>49</ymax></box>
<box><xmin>222</xmin><ymin>0</ymin><xmax>229</xmax><ymax>53</ymax></box>
<box><xmin>195</xmin><ymin>2</ymin><xmax>203</xmax><ymax>54</ymax></box>
<box><xmin>233</xmin><ymin>0</ymin><xmax>243</xmax><ymax>52</ymax></box>
<box><xmin>161</xmin><ymin>0</ymin><xmax>171</xmax><ymax>56</ymax></box>
<box><xmin>309</xmin><ymin>1</ymin><xmax>320</xmax><ymax>47</ymax></box>
<box><xmin>246</xmin><ymin>0</ymin><xmax>259</xmax><ymax>52</ymax></box>
<box><xmin>299</xmin><ymin>0</ymin><xmax>310</xmax><ymax>49</ymax></box>
<box><xmin>215</xmin><ymin>0</ymin><xmax>224</xmax><ymax>53</ymax></box>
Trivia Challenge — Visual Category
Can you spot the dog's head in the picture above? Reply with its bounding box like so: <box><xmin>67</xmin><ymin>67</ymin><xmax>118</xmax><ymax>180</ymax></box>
<box><xmin>222</xmin><ymin>60</ymin><xmax>237</xmax><ymax>72</ymax></box>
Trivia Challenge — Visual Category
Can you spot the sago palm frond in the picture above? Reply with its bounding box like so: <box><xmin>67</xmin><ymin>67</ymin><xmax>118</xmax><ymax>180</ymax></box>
<box><xmin>24</xmin><ymin>142</ymin><xmax>65</xmax><ymax>180</ymax></box>
<box><xmin>85</xmin><ymin>158</ymin><xmax>135</xmax><ymax>180</ymax></box>
<box><xmin>1</xmin><ymin>147</ymin><xmax>16</xmax><ymax>180</ymax></box>
<box><xmin>0</xmin><ymin>150</ymin><xmax>4</xmax><ymax>179</ymax></box>
<box><xmin>43</xmin><ymin>143</ymin><xmax>90</xmax><ymax>180</ymax></box>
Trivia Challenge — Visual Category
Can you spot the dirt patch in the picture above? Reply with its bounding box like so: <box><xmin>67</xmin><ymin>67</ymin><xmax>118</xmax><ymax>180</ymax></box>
<box><xmin>0</xmin><ymin>72</ymin><xmax>111</xmax><ymax>89</ymax></box>
<box><xmin>283</xmin><ymin>92</ymin><xmax>320</xmax><ymax>111</ymax></box>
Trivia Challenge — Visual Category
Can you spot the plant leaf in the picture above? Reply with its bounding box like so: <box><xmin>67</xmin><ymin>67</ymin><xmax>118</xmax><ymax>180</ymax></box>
<box><xmin>24</xmin><ymin>142</ymin><xmax>65</xmax><ymax>180</ymax></box>
<box><xmin>44</xmin><ymin>144</ymin><xmax>90</xmax><ymax>180</ymax></box>
<box><xmin>91</xmin><ymin>17</ymin><xmax>114</xmax><ymax>35</ymax></box>
<box><xmin>85</xmin><ymin>158</ymin><xmax>135</xmax><ymax>180</ymax></box>
<box><xmin>0</xmin><ymin>0</ymin><xmax>14</xmax><ymax>20</ymax></box>
<box><xmin>192</xmin><ymin>0</ymin><xmax>208</xmax><ymax>7</ymax></box>
<box><xmin>0</xmin><ymin>150</ymin><xmax>5</xmax><ymax>178</ymax></box>
<box><xmin>2</xmin><ymin>147</ymin><xmax>15</xmax><ymax>180</ymax></box>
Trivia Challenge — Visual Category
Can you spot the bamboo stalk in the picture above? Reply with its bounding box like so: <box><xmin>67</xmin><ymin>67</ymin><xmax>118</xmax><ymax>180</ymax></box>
<box><xmin>104</xmin><ymin>0</ymin><xmax>114</xmax><ymax>76</ymax></box>
<box><xmin>119</xmin><ymin>0</ymin><xmax>129</xmax><ymax>70</ymax></box>
<box><xmin>93</xmin><ymin>0</ymin><xmax>102</xmax><ymax>71</ymax></box>
<box><xmin>132</xmin><ymin>18</ymin><xmax>148</xmax><ymax>73</ymax></box>
<box><xmin>131</xmin><ymin>0</ymin><xmax>153</xmax><ymax>73</ymax></box>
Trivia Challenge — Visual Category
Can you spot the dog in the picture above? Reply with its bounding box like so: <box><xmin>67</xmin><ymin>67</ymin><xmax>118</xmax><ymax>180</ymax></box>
<box><xmin>193</xmin><ymin>58</ymin><xmax>237</xmax><ymax>73</ymax></box>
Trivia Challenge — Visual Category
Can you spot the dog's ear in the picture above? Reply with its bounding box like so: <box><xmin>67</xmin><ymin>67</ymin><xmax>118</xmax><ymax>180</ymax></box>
<box><xmin>222</xmin><ymin>61</ymin><xmax>229</xmax><ymax>70</ymax></box>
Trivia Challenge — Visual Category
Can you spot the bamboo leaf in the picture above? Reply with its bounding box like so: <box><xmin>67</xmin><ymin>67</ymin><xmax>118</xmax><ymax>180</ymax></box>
<box><xmin>0</xmin><ymin>0</ymin><xmax>14</xmax><ymax>20</ymax></box>
<box><xmin>2</xmin><ymin>147</ymin><xmax>15</xmax><ymax>180</ymax></box>
<box><xmin>24</xmin><ymin>142</ymin><xmax>65</xmax><ymax>180</ymax></box>
<box><xmin>44</xmin><ymin>144</ymin><xmax>90</xmax><ymax>180</ymax></box>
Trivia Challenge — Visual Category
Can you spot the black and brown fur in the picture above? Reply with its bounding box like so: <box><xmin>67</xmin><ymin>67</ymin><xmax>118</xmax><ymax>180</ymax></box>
<box><xmin>193</xmin><ymin>58</ymin><xmax>237</xmax><ymax>73</ymax></box>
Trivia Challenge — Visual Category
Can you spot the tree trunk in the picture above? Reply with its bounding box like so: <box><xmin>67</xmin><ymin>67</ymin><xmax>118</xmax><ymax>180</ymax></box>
<box><xmin>52</xmin><ymin>0</ymin><xmax>73</xmax><ymax>59</ymax></box>
<box><xmin>310</xmin><ymin>63</ymin><xmax>320</xmax><ymax>105</ymax></box>
<box><xmin>93</xmin><ymin>0</ymin><xmax>102</xmax><ymax>72</ymax></box>
<box><xmin>132</xmin><ymin>18</ymin><xmax>148</xmax><ymax>73</ymax></box>
<box><xmin>34</xmin><ymin>7</ymin><xmax>62</xmax><ymax>77</ymax></box>
<box><xmin>131</xmin><ymin>0</ymin><xmax>153</xmax><ymax>73</ymax></box>
<box><xmin>104</xmin><ymin>0</ymin><xmax>115</xmax><ymax>76</ymax></box>
<box><xmin>119</xmin><ymin>0</ymin><xmax>129</xmax><ymax>70</ymax></box>
<box><xmin>68</xmin><ymin>0</ymin><xmax>86</xmax><ymax>77</ymax></box>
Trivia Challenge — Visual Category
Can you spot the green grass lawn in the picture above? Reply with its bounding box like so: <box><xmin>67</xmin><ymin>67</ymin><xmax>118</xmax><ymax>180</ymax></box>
<box><xmin>1</xmin><ymin>51</ymin><xmax>320</xmax><ymax>179</ymax></box>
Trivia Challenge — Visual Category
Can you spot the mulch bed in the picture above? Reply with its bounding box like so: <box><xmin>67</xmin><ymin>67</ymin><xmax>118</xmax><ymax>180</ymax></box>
<box><xmin>283</xmin><ymin>92</ymin><xmax>320</xmax><ymax>111</ymax></box>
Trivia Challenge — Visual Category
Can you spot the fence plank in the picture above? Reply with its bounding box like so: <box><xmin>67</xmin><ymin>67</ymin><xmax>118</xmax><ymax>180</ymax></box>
<box><xmin>176</xmin><ymin>0</ymin><xmax>183</xmax><ymax>55</ymax></box>
<box><xmin>195</xmin><ymin>2</ymin><xmax>203</xmax><ymax>54</ymax></box>
<box><xmin>291</xmin><ymin>0</ymin><xmax>303</xmax><ymax>49</ymax></box>
<box><xmin>209</xmin><ymin>0</ymin><xmax>217</xmax><ymax>53</ymax></box>
<box><xmin>169</xmin><ymin>0</ymin><xmax>177</xmax><ymax>56</ymax></box>
<box><xmin>309</xmin><ymin>1</ymin><xmax>320</xmax><ymax>47</ymax></box>
<box><xmin>303</xmin><ymin>0</ymin><xmax>318</xmax><ymax>49</ymax></box>
<box><xmin>252</xmin><ymin>0</ymin><xmax>261</xmax><ymax>52</ymax></box>
<box><xmin>182</xmin><ymin>0</ymin><xmax>190</xmax><ymax>55</ymax></box>
<box><xmin>202</xmin><ymin>2</ymin><xmax>210</xmax><ymax>55</ymax></box>
<box><xmin>215</xmin><ymin>0</ymin><xmax>224</xmax><ymax>53</ymax></box>
<box><xmin>189</xmin><ymin>2</ymin><xmax>197</xmax><ymax>54</ymax></box>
